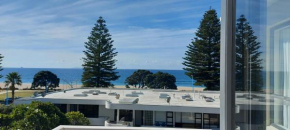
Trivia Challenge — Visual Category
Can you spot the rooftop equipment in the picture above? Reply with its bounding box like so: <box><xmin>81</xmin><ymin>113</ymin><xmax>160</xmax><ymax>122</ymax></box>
<box><xmin>74</xmin><ymin>94</ymin><xmax>88</xmax><ymax>97</ymax></box>
<box><xmin>119</xmin><ymin>98</ymin><xmax>139</xmax><ymax>104</ymax></box>
<box><xmin>92</xmin><ymin>92</ymin><xmax>99</xmax><ymax>95</ymax></box>
<box><xmin>108</xmin><ymin>92</ymin><xmax>117</xmax><ymax>96</ymax></box>
<box><xmin>132</xmin><ymin>91</ymin><xmax>143</xmax><ymax>95</ymax></box>
<box><xmin>182</xmin><ymin>94</ymin><xmax>191</xmax><ymax>99</ymax></box>
<box><xmin>204</xmin><ymin>97</ymin><xmax>215</xmax><ymax>102</ymax></box>
<box><xmin>126</xmin><ymin>93</ymin><xmax>139</xmax><ymax>97</ymax></box>
<box><xmin>33</xmin><ymin>92</ymin><xmax>38</xmax><ymax>97</ymax></box>
<box><xmin>159</xmin><ymin>93</ymin><xmax>169</xmax><ymax>99</ymax></box>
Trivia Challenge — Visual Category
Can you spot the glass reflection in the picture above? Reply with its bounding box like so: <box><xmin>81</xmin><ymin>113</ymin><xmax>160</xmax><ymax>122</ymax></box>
<box><xmin>235</xmin><ymin>0</ymin><xmax>290</xmax><ymax>129</ymax></box>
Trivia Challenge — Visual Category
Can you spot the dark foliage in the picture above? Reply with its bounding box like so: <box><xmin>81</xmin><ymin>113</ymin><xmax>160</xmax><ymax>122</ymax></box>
<box><xmin>235</xmin><ymin>15</ymin><xmax>263</xmax><ymax>91</ymax></box>
<box><xmin>82</xmin><ymin>16</ymin><xmax>119</xmax><ymax>88</ymax></box>
<box><xmin>31</xmin><ymin>71</ymin><xmax>60</xmax><ymax>93</ymax></box>
<box><xmin>125</xmin><ymin>70</ymin><xmax>153</xmax><ymax>88</ymax></box>
<box><xmin>183</xmin><ymin>9</ymin><xmax>220</xmax><ymax>90</ymax></box>
<box><xmin>145</xmin><ymin>72</ymin><xmax>177</xmax><ymax>89</ymax></box>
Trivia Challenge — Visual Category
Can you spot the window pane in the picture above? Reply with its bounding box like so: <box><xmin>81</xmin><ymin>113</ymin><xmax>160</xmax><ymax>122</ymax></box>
<box><xmin>119</xmin><ymin>110</ymin><xmax>133</xmax><ymax>122</ymax></box>
<box><xmin>235</xmin><ymin>0</ymin><xmax>290</xmax><ymax>129</ymax></box>
<box><xmin>79</xmin><ymin>105</ymin><xmax>99</xmax><ymax>118</ymax></box>
<box><xmin>181</xmin><ymin>112</ymin><xmax>194</xmax><ymax>123</ymax></box>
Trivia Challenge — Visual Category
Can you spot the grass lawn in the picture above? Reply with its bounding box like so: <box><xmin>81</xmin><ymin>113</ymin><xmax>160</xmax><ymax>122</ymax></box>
<box><xmin>0</xmin><ymin>90</ymin><xmax>44</xmax><ymax>101</ymax></box>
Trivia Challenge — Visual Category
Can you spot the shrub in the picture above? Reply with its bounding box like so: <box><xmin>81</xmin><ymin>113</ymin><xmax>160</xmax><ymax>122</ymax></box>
<box><xmin>65</xmin><ymin>111</ymin><xmax>90</xmax><ymax>125</ymax></box>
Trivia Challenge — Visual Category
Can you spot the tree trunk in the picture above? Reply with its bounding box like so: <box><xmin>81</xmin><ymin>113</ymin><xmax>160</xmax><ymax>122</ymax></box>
<box><xmin>11</xmin><ymin>85</ymin><xmax>15</xmax><ymax>103</ymax></box>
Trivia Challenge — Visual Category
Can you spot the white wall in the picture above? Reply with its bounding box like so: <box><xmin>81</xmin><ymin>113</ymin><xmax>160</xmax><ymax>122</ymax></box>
<box><xmin>98</xmin><ymin>105</ymin><xmax>115</xmax><ymax>121</ymax></box>
<box><xmin>87</xmin><ymin>118</ymin><xmax>107</xmax><ymax>126</ymax></box>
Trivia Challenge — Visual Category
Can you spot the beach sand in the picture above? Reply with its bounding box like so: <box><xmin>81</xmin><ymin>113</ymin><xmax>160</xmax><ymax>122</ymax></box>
<box><xmin>0</xmin><ymin>83</ymin><xmax>204</xmax><ymax>92</ymax></box>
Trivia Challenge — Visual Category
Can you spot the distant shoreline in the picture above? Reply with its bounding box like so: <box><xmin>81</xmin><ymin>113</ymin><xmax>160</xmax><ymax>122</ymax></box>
<box><xmin>0</xmin><ymin>83</ymin><xmax>205</xmax><ymax>91</ymax></box>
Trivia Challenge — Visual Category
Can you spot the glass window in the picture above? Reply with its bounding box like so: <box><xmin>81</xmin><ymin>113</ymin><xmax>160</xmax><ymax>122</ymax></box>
<box><xmin>235</xmin><ymin>0</ymin><xmax>290</xmax><ymax>129</ymax></box>
<box><xmin>181</xmin><ymin>112</ymin><xmax>194</xmax><ymax>123</ymax></box>
<box><xmin>176</xmin><ymin>112</ymin><xmax>181</xmax><ymax>123</ymax></box>
<box><xmin>78</xmin><ymin>105</ymin><xmax>98</xmax><ymax>118</ymax></box>
<box><xmin>119</xmin><ymin>110</ymin><xmax>133</xmax><ymax>122</ymax></box>
<box><xmin>54</xmin><ymin>104</ymin><xmax>67</xmax><ymax>113</ymax></box>
<box><xmin>144</xmin><ymin>111</ymin><xmax>153</xmax><ymax>126</ymax></box>
<box><xmin>69</xmin><ymin>104</ymin><xmax>77</xmax><ymax>112</ymax></box>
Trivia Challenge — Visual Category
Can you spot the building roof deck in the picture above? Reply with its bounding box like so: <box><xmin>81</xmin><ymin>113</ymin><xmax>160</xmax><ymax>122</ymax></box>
<box><xmin>16</xmin><ymin>88</ymin><xmax>221</xmax><ymax>109</ymax></box>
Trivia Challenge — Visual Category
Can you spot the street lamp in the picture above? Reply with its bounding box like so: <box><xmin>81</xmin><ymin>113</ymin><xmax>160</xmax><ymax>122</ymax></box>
<box><xmin>192</xmin><ymin>74</ymin><xmax>194</xmax><ymax>91</ymax></box>
<box><xmin>5</xmin><ymin>85</ymin><xmax>8</xmax><ymax>105</ymax></box>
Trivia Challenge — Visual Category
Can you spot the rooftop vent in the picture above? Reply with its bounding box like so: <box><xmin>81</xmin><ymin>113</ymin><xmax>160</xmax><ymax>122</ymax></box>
<box><xmin>99</xmin><ymin>91</ymin><xmax>107</xmax><ymax>94</ymax></box>
<box><xmin>119</xmin><ymin>98</ymin><xmax>139</xmax><ymax>104</ymax></box>
<box><xmin>108</xmin><ymin>92</ymin><xmax>117</xmax><ymax>96</ymax></box>
<box><xmin>83</xmin><ymin>90</ymin><xmax>107</xmax><ymax>95</ymax></box>
<box><xmin>182</xmin><ymin>94</ymin><xmax>191</xmax><ymax>99</ymax></box>
<box><xmin>89</xmin><ymin>90</ymin><xmax>100</xmax><ymax>93</ymax></box>
<box><xmin>74</xmin><ymin>94</ymin><xmax>88</xmax><ymax>97</ymax></box>
<box><xmin>33</xmin><ymin>92</ymin><xmax>38</xmax><ymax>97</ymax></box>
<box><xmin>126</xmin><ymin>93</ymin><xmax>139</xmax><ymax>97</ymax></box>
<box><xmin>92</xmin><ymin>92</ymin><xmax>98</xmax><ymax>95</ymax></box>
<box><xmin>41</xmin><ymin>92</ymin><xmax>46</xmax><ymax>97</ymax></box>
<box><xmin>132</xmin><ymin>91</ymin><xmax>143</xmax><ymax>95</ymax></box>
<box><xmin>159</xmin><ymin>93</ymin><xmax>169</xmax><ymax>99</ymax></box>
<box><xmin>204</xmin><ymin>97</ymin><xmax>215</xmax><ymax>102</ymax></box>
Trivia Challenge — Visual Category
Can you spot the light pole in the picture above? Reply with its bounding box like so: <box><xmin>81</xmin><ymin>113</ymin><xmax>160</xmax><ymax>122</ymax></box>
<box><xmin>6</xmin><ymin>85</ymin><xmax>8</xmax><ymax>105</ymax></box>
<box><xmin>192</xmin><ymin>74</ymin><xmax>194</xmax><ymax>91</ymax></box>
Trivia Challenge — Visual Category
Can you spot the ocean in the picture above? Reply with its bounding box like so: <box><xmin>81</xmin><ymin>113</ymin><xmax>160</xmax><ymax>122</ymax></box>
<box><xmin>0</xmin><ymin>68</ymin><xmax>200</xmax><ymax>88</ymax></box>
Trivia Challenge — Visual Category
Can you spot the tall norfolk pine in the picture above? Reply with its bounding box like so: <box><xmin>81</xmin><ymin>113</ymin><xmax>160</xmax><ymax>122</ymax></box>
<box><xmin>0</xmin><ymin>54</ymin><xmax>3</xmax><ymax>79</ymax></box>
<box><xmin>183</xmin><ymin>9</ymin><xmax>220</xmax><ymax>90</ymax></box>
<box><xmin>236</xmin><ymin>15</ymin><xmax>263</xmax><ymax>91</ymax></box>
<box><xmin>82</xmin><ymin>17</ymin><xmax>119</xmax><ymax>87</ymax></box>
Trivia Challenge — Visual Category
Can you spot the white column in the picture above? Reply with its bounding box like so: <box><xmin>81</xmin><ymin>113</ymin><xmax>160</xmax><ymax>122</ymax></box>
<box><xmin>67</xmin><ymin>104</ymin><xmax>70</xmax><ymax>112</ymax></box>
<box><xmin>117</xmin><ymin>109</ymin><xmax>120</xmax><ymax>123</ymax></box>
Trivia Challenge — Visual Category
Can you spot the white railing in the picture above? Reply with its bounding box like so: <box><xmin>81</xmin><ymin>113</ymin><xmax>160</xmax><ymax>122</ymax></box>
<box><xmin>53</xmin><ymin>125</ymin><xmax>212</xmax><ymax>130</ymax></box>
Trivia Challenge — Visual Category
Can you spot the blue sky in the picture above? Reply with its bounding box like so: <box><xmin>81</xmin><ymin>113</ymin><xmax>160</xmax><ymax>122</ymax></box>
<box><xmin>0</xmin><ymin>0</ymin><xmax>220</xmax><ymax>70</ymax></box>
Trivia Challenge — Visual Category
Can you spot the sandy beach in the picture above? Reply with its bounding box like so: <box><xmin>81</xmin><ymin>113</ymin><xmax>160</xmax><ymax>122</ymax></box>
<box><xmin>0</xmin><ymin>83</ymin><xmax>204</xmax><ymax>92</ymax></box>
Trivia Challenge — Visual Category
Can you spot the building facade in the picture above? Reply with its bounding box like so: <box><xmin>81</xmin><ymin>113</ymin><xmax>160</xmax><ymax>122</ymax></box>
<box><xmin>15</xmin><ymin>89</ymin><xmax>220</xmax><ymax>129</ymax></box>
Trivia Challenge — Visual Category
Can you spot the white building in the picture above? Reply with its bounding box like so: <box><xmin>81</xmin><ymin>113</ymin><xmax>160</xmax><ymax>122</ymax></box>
<box><xmin>14</xmin><ymin>88</ymin><xmax>220</xmax><ymax>129</ymax></box>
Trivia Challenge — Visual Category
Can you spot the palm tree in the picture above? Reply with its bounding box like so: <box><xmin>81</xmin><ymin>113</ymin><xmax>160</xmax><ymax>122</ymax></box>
<box><xmin>4</xmin><ymin>72</ymin><xmax>22</xmax><ymax>102</ymax></box>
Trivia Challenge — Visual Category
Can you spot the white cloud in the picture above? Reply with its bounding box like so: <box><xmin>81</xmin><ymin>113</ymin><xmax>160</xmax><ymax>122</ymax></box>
<box><xmin>0</xmin><ymin>0</ymin><xmax>218</xmax><ymax>69</ymax></box>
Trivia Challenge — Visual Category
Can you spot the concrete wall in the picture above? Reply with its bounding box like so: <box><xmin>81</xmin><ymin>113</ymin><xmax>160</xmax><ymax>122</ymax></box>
<box><xmin>98</xmin><ymin>105</ymin><xmax>115</xmax><ymax>121</ymax></box>
<box><xmin>87</xmin><ymin>118</ymin><xmax>107</xmax><ymax>126</ymax></box>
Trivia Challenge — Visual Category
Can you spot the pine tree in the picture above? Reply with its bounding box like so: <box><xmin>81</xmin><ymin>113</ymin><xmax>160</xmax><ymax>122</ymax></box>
<box><xmin>183</xmin><ymin>9</ymin><xmax>220</xmax><ymax>90</ymax></box>
<box><xmin>82</xmin><ymin>16</ymin><xmax>119</xmax><ymax>88</ymax></box>
<box><xmin>0</xmin><ymin>54</ymin><xmax>3</xmax><ymax>79</ymax></box>
<box><xmin>236</xmin><ymin>15</ymin><xmax>263</xmax><ymax>91</ymax></box>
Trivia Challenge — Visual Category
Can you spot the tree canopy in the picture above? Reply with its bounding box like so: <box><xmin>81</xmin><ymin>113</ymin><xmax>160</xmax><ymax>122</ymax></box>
<box><xmin>65</xmin><ymin>111</ymin><xmax>90</xmax><ymax>125</ymax></box>
<box><xmin>82</xmin><ymin>16</ymin><xmax>119</xmax><ymax>88</ymax></box>
<box><xmin>31</xmin><ymin>71</ymin><xmax>60</xmax><ymax>93</ymax></box>
<box><xmin>183</xmin><ymin>9</ymin><xmax>220</xmax><ymax>90</ymax></box>
<box><xmin>4</xmin><ymin>72</ymin><xmax>22</xmax><ymax>102</ymax></box>
<box><xmin>125</xmin><ymin>70</ymin><xmax>153</xmax><ymax>88</ymax></box>
<box><xmin>236</xmin><ymin>15</ymin><xmax>263</xmax><ymax>91</ymax></box>
<box><xmin>145</xmin><ymin>72</ymin><xmax>177</xmax><ymax>89</ymax></box>
<box><xmin>0</xmin><ymin>101</ymin><xmax>69</xmax><ymax>130</ymax></box>
<box><xmin>0</xmin><ymin>102</ymin><xmax>91</xmax><ymax>129</ymax></box>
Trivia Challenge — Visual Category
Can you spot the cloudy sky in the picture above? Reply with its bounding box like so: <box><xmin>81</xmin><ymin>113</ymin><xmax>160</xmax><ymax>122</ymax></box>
<box><xmin>0</xmin><ymin>0</ymin><xmax>220</xmax><ymax>70</ymax></box>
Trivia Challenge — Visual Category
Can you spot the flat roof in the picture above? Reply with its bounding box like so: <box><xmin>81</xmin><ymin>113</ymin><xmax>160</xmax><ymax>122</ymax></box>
<box><xmin>15</xmin><ymin>88</ymin><xmax>220</xmax><ymax>113</ymax></box>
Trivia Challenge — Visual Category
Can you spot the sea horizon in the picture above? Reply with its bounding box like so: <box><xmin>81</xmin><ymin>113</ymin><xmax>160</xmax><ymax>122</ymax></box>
<box><xmin>0</xmin><ymin>68</ymin><xmax>203</xmax><ymax>88</ymax></box>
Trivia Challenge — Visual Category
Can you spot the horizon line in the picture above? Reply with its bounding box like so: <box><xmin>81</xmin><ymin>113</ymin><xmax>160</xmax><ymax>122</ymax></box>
<box><xmin>2</xmin><ymin>67</ymin><xmax>184</xmax><ymax>71</ymax></box>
